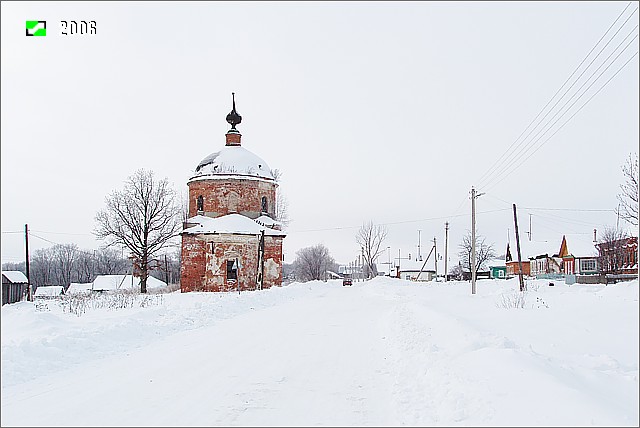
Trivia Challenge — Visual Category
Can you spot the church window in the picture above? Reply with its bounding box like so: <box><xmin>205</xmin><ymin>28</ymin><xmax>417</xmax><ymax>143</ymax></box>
<box><xmin>227</xmin><ymin>260</ymin><xmax>238</xmax><ymax>280</ymax></box>
<box><xmin>261</xmin><ymin>196</ymin><xmax>268</xmax><ymax>213</ymax></box>
<box><xmin>197</xmin><ymin>195</ymin><xmax>204</xmax><ymax>212</ymax></box>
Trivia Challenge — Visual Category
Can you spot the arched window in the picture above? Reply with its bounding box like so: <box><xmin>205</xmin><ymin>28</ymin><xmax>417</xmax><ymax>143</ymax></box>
<box><xmin>261</xmin><ymin>196</ymin><xmax>268</xmax><ymax>213</ymax></box>
<box><xmin>197</xmin><ymin>195</ymin><xmax>204</xmax><ymax>212</ymax></box>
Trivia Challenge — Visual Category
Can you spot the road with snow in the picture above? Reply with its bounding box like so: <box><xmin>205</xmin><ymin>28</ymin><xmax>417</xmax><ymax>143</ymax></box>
<box><xmin>2</xmin><ymin>277</ymin><xmax>638</xmax><ymax>426</ymax></box>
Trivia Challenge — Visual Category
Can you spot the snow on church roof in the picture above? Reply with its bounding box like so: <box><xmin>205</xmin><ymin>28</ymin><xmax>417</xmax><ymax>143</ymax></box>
<box><xmin>191</xmin><ymin>145</ymin><xmax>275</xmax><ymax>181</ymax></box>
<box><xmin>183</xmin><ymin>214</ymin><xmax>285</xmax><ymax>237</ymax></box>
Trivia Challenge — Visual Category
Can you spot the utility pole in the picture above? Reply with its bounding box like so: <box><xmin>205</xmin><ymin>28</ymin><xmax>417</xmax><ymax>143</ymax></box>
<box><xmin>433</xmin><ymin>237</ymin><xmax>437</xmax><ymax>279</ymax></box>
<box><xmin>471</xmin><ymin>187</ymin><xmax>485</xmax><ymax>294</ymax></box>
<box><xmin>513</xmin><ymin>204</ymin><xmax>525</xmax><ymax>292</ymax></box>
<box><xmin>418</xmin><ymin>229</ymin><xmax>422</xmax><ymax>261</ymax></box>
<box><xmin>471</xmin><ymin>187</ymin><xmax>477</xmax><ymax>294</ymax></box>
<box><xmin>528</xmin><ymin>214</ymin><xmax>532</xmax><ymax>241</ymax></box>
<box><xmin>444</xmin><ymin>222</ymin><xmax>449</xmax><ymax>282</ymax></box>
<box><xmin>25</xmin><ymin>224</ymin><xmax>31</xmax><ymax>302</ymax></box>
<box><xmin>164</xmin><ymin>254</ymin><xmax>169</xmax><ymax>285</ymax></box>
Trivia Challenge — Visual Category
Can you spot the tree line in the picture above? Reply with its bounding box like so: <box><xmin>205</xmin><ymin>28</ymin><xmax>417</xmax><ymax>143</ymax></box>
<box><xmin>2</xmin><ymin>245</ymin><xmax>182</xmax><ymax>290</ymax></box>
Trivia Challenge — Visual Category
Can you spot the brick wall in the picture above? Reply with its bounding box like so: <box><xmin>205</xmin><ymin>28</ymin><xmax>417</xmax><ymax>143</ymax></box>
<box><xmin>181</xmin><ymin>233</ymin><xmax>284</xmax><ymax>293</ymax></box>
<box><xmin>188</xmin><ymin>178</ymin><xmax>277</xmax><ymax>220</ymax></box>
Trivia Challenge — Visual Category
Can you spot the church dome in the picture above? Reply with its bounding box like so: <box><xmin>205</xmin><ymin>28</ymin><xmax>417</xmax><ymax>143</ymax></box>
<box><xmin>193</xmin><ymin>145</ymin><xmax>275</xmax><ymax>180</ymax></box>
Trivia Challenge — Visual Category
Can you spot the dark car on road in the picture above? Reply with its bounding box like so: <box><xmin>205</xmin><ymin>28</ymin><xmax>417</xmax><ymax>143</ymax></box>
<box><xmin>342</xmin><ymin>274</ymin><xmax>353</xmax><ymax>286</ymax></box>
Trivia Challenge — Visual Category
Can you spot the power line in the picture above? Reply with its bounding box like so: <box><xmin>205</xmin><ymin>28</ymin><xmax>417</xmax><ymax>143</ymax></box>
<box><xmin>476</xmin><ymin>3</ymin><xmax>639</xmax><ymax>191</ymax></box>
<box><xmin>483</xmin><ymin>49</ymin><xmax>639</xmax><ymax>192</ymax></box>
<box><xmin>481</xmin><ymin>27</ymin><xmax>639</xmax><ymax>191</ymax></box>
<box><xmin>290</xmin><ymin>208</ymin><xmax>511</xmax><ymax>233</ymax></box>
<box><xmin>475</xmin><ymin>1</ymin><xmax>635</xmax><ymax>188</ymax></box>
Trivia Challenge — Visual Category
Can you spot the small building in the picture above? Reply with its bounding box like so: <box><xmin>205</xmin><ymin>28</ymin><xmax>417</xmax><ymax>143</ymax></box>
<box><xmin>487</xmin><ymin>259</ymin><xmax>507</xmax><ymax>279</ymax></box>
<box><xmin>528</xmin><ymin>236</ymin><xmax>568</xmax><ymax>279</ymax></box>
<box><xmin>2</xmin><ymin>271</ymin><xmax>29</xmax><ymax>305</ymax></box>
<box><xmin>92</xmin><ymin>275</ymin><xmax>168</xmax><ymax>293</ymax></box>
<box><xmin>596</xmin><ymin>236</ymin><xmax>638</xmax><ymax>276</ymax></box>
<box><xmin>561</xmin><ymin>237</ymin><xmax>599</xmax><ymax>279</ymax></box>
<box><xmin>66</xmin><ymin>282</ymin><xmax>94</xmax><ymax>296</ymax></box>
<box><xmin>33</xmin><ymin>285</ymin><xmax>65</xmax><ymax>299</ymax></box>
<box><xmin>506</xmin><ymin>260</ymin><xmax>531</xmax><ymax>277</ymax></box>
<box><xmin>396</xmin><ymin>258</ymin><xmax>437</xmax><ymax>282</ymax></box>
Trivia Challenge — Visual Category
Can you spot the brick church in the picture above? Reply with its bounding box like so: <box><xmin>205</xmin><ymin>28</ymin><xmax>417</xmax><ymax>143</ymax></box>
<box><xmin>180</xmin><ymin>94</ymin><xmax>285</xmax><ymax>292</ymax></box>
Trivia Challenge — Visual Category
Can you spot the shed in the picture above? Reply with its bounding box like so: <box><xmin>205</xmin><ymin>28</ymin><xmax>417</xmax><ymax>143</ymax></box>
<box><xmin>33</xmin><ymin>286</ymin><xmax>65</xmax><ymax>299</ymax></box>
<box><xmin>2</xmin><ymin>271</ymin><xmax>29</xmax><ymax>305</ymax></box>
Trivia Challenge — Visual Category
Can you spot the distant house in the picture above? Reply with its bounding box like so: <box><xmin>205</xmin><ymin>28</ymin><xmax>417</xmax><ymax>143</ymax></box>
<box><xmin>528</xmin><ymin>236</ymin><xmax>568</xmax><ymax>278</ymax></box>
<box><xmin>396</xmin><ymin>258</ymin><xmax>437</xmax><ymax>282</ymax></box>
<box><xmin>33</xmin><ymin>286</ymin><xmax>65</xmax><ymax>299</ymax></box>
<box><xmin>66</xmin><ymin>282</ymin><xmax>93</xmax><ymax>296</ymax></box>
<box><xmin>92</xmin><ymin>275</ymin><xmax>168</xmax><ymax>292</ymax></box>
<box><xmin>562</xmin><ymin>238</ymin><xmax>599</xmax><ymax>280</ymax></box>
<box><xmin>487</xmin><ymin>258</ymin><xmax>507</xmax><ymax>279</ymax></box>
<box><xmin>506</xmin><ymin>260</ymin><xmax>530</xmax><ymax>277</ymax></box>
<box><xmin>2</xmin><ymin>271</ymin><xmax>29</xmax><ymax>305</ymax></box>
<box><xmin>596</xmin><ymin>236</ymin><xmax>638</xmax><ymax>278</ymax></box>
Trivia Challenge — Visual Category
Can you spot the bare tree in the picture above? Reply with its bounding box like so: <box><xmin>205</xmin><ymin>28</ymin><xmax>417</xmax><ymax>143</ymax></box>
<box><xmin>52</xmin><ymin>243</ymin><xmax>78</xmax><ymax>288</ymax></box>
<box><xmin>29</xmin><ymin>247</ymin><xmax>56</xmax><ymax>287</ymax></box>
<box><xmin>458</xmin><ymin>231</ymin><xmax>496</xmax><ymax>277</ymax></box>
<box><xmin>596</xmin><ymin>227</ymin><xmax>630</xmax><ymax>275</ymax></box>
<box><xmin>179</xmin><ymin>189</ymin><xmax>190</xmax><ymax>222</ymax></box>
<box><xmin>617</xmin><ymin>152</ymin><xmax>638</xmax><ymax>226</ymax></box>
<box><xmin>356</xmin><ymin>221</ymin><xmax>388</xmax><ymax>279</ymax></box>
<box><xmin>293</xmin><ymin>244</ymin><xmax>336</xmax><ymax>282</ymax></box>
<box><xmin>74</xmin><ymin>251</ymin><xmax>95</xmax><ymax>284</ymax></box>
<box><xmin>95</xmin><ymin>169</ymin><xmax>181</xmax><ymax>293</ymax></box>
<box><xmin>275</xmin><ymin>191</ymin><xmax>291</xmax><ymax>230</ymax></box>
<box><xmin>95</xmin><ymin>248</ymin><xmax>129</xmax><ymax>275</ymax></box>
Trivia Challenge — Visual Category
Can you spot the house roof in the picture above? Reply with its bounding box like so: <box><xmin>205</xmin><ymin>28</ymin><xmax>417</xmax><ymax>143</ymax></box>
<box><xmin>67</xmin><ymin>282</ymin><xmax>93</xmax><ymax>295</ymax></box>
<box><xmin>92</xmin><ymin>275</ymin><xmax>167</xmax><ymax>291</ymax></box>
<box><xmin>182</xmin><ymin>213</ymin><xmax>286</xmax><ymax>237</ymax></box>
<box><xmin>2</xmin><ymin>271</ymin><xmax>28</xmax><ymax>283</ymax></box>
<box><xmin>34</xmin><ymin>286</ymin><xmax>64</xmax><ymax>296</ymax></box>
<box><xmin>487</xmin><ymin>258</ymin><xmax>506</xmax><ymax>268</ymax></box>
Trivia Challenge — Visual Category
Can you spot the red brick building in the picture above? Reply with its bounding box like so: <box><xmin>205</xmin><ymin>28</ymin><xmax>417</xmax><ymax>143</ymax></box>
<box><xmin>180</xmin><ymin>94</ymin><xmax>285</xmax><ymax>293</ymax></box>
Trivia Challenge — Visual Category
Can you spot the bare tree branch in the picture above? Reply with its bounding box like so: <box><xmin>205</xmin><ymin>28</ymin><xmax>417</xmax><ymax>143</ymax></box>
<box><xmin>356</xmin><ymin>221</ymin><xmax>388</xmax><ymax>279</ymax></box>
<box><xmin>94</xmin><ymin>169</ymin><xmax>181</xmax><ymax>293</ymax></box>
<box><xmin>617</xmin><ymin>152</ymin><xmax>639</xmax><ymax>227</ymax></box>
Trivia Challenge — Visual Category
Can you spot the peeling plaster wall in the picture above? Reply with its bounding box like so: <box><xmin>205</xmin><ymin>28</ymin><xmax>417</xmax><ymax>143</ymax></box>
<box><xmin>188</xmin><ymin>178</ymin><xmax>277</xmax><ymax>220</ymax></box>
<box><xmin>181</xmin><ymin>233</ymin><xmax>284</xmax><ymax>293</ymax></box>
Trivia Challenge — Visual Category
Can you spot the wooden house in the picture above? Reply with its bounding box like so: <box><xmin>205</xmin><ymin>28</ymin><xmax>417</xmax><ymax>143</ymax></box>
<box><xmin>2</xmin><ymin>271</ymin><xmax>29</xmax><ymax>305</ymax></box>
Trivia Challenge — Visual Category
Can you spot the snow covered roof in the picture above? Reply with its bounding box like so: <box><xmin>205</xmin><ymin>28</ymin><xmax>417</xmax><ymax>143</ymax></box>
<box><xmin>67</xmin><ymin>283</ymin><xmax>93</xmax><ymax>295</ymax></box>
<box><xmin>507</xmin><ymin>237</ymin><xmax>598</xmax><ymax>260</ymax></box>
<box><xmin>191</xmin><ymin>145</ymin><xmax>275</xmax><ymax>181</ymax></box>
<box><xmin>487</xmin><ymin>258</ymin><xmax>506</xmax><ymax>268</ymax></box>
<box><xmin>92</xmin><ymin>275</ymin><xmax>167</xmax><ymax>291</ymax></box>
<box><xmin>254</xmin><ymin>215</ymin><xmax>281</xmax><ymax>228</ymax></box>
<box><xmin>2</xmin><ymin>271</ymin><xmax>28</xmax><ymax>283</ymax></box>
<box><xmin>397</xmin><ymin>258</ymin><xmax>436</xmax><ymax>273</ymax></box>
<box><xmin>182</xmin><ymin>214</ymin><xmax>286</xmax><ymax>237</ymax></box>
<box><xmin>34</xmin><ymin>286</ymin><xmax>64</xmax><ymax>297</ymax></box>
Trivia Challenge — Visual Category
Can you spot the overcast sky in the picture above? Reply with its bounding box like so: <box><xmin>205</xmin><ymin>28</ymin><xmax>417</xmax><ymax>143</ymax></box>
<box><xmin>2</xmin><ymin>1</ymin><xmax>638</xmax><ymax>269</ymax></box>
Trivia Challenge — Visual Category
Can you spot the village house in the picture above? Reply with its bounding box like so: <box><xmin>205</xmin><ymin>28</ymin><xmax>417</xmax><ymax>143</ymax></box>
<box><xmin>527</xmin><ymin>236</ymin><xmax>570</xmax><ymax>279</ymax></box>
<box><xmin>596</xmin><ymin>235</ymin><xmax>638</xmax><ymax>277</ymax></box>
<box><xmin>33</xmin><ymin>285</ymin><xmax>65</xmax><ymax>299</ymax></box>
<box><xmin>2</xmin><ymin>271</ymin><xmax>29</xmax><ymax>305</ymax></box>
<box><xmin>180</xmin><ymin>94</ymin><xmax>285</xmax><ymax>293</ymax></box>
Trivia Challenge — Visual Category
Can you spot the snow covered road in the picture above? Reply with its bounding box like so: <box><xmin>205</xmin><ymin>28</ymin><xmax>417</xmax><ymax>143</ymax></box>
<box><xmin>2</xmin><ymin>277</ymin><xmax>638</xmax><ymax>426</ymax></box>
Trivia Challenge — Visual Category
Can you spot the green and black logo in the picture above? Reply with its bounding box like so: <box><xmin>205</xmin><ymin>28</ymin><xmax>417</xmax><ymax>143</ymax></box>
<box><xmin>26</xmin><ymin>21</ymin><xmax>46</xmax><ymax>36</ymax></box>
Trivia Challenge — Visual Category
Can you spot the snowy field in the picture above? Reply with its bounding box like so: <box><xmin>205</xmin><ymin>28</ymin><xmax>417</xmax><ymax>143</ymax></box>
<box><xmin>1</xmin><ymin>277</ymin><xmax>638</xmax><ymax>427</ymax></box>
